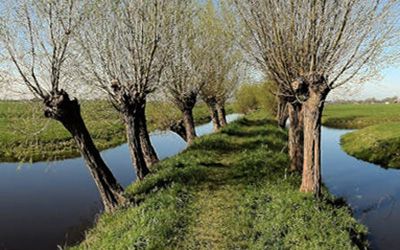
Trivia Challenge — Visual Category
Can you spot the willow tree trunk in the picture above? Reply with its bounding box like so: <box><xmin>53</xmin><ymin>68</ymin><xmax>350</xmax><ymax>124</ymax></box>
<box><xmin>137</xmin><ymin>104</ymin><xmax>159</xmax><ymax>166</ymax></box>
<box><xmin>207</xmin><ymin>102</ymin><xmax>221</xmax><ymax>132</ymax></box>
<box><xmin>216</xmin><ymin>103</ymin><xmax>227</xmax><ymax>127</ymax></box>
<box><xmin>124</xmin><ymin>111</ymin><xmax>150</xmax><ymax>181</ymax></box>
<box><xmin>170</xmin><ymin>120</ymin><xmax>187</xmax><ymax>141</ymax></box>
<box><xmin>277</xmin><ymin>98</ymin><xmax>289</xmax><ymax>129</ymax></box>
<box><xmin>300</xmin><ymin>90</ymin><xmax>328</xmax><ymax>197</ymax></box>
<box><xmin>182</xmin><ymin>108</ymin><xmax>197</xmax><ymax>145</ymax></box>
<box><xmin>44</xmin><ymin>91</ymin><xmax>125</xmax><ymax>213</ymax></box>
<box><xmin>288</xmin><ymin>103</ymin><xmax>304</xmax><ymax>172</ymax></box>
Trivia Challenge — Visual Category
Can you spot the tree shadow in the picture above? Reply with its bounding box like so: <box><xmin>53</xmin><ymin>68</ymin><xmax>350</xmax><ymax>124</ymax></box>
<box><xmin>236</xmin><ymin>117</ymin><xmax>277</xmax><ymax>127</ymax></box>
<box><xmin>190</xmin><ymin>133</ymin><xmax>287</xmax><ymax>156</ymax></box>
<box><xmin>126</xmin><ymin>115</ymin><xmax>289</xmax><ymax>205</ymax></box>
<box><xmin>322</xmin><ymin>115</ymin><xmax>364</xmax><ymax>129</ymax></box>
<box><xmin>222</xmin><ymin>128</ymin><xmax>287</xmax><ymax>140</ymax></box>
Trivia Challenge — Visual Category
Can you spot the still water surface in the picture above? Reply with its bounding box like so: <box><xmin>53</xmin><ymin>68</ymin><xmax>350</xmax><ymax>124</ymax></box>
<box><xmin>322</xmin><ymin>127</ymin><xmax>400</xmax><ymax>250</ymax></box>
<box><xmin>0</xmin><ymin>114</ymin><xmax>240</xmax><ymax>250</ymax></box>
<box><xmin>0</xmin><ymin>118</ymin><xmax>398</xmax><ymax>250</ymax></box>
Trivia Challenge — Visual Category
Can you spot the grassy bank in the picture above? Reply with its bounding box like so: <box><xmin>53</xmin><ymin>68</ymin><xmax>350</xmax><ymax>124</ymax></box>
<box><xmin>0</xmin><ymin>101</ymin><xmax>233</xmax><ymax>162</ymax></box>
<box><xmin>323</xmin><ymin>103</ymin><xmax>400</xmax><ymax>168</ymax></box>
<box><xmin>71</xmin><ymin>112</ymin><xmax>367</xmax><ymax>250</ymax></box>
<box><xmin>341</xmin><ymin>123</ymin><xmax>400</xmax><ymax>168</ymax></box>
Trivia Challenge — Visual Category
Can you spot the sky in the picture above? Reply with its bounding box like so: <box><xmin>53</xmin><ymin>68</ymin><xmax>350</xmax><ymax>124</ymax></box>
<box><xmin>360</xmin><ymin>67</ymin><xmax>400</xmax><ymax>98</ymax></box>
<box><xmin>3</xmin><ymin>67</ymin><xmax>400</xmax><ymax>101</ymax></box>
<box><xmin>358</xmin><ymin>67</ymin><xmax>400</xmax><ymax>99</ymax></box>
<box><xmin>330</xmin><ymin>67</ymin><xmax>400</xmax><ymax>101</ymax></box>
<box><xmin>1</xmin><ymin>0</ymin><xmax>399</xmax><ymax>101</ymax></box>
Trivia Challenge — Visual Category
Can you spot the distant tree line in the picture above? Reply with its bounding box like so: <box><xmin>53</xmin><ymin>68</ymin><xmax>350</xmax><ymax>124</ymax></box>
<box><xmin>327</xmin><ymin>96</ymin><xmax>400</xmax><ymax>105</ymax></box>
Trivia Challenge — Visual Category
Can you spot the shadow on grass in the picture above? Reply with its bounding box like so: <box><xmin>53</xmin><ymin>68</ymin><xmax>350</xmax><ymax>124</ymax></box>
<box><xmin>190</xmin><ymin>136</ymin><xmax>287</xmax><ymax>156</ymax></box>
<box><xmin>126</xmin><ymin>164</ymin><xmax>209</xmax><ymax>204</ymax></box>
<box><xmin>74</xmin><ymin>113</ymin><xmax>368</xmax><ymax>250</ymax></box>
<box><xmin>222</xmin><ymin>127</ymin><xmax>287</xmax><ymax>140</ymax></box>
<box><xmin>126</xmin><ymin>116</ymin><xmax>289</xmax><ymax>205</ymax></box>
<box><xmin>199</xmin><ymin>162</ymin><xmax>228</xmax><ymax>168</ymax></box>
<box><xmin>322</xmin><ymin>115</ymin><xmax>365</xmax><ymax>129</ymax></box>
<box><xmin>236</xmin><ymin>117</ymin><xmax>277</xmax><ymax>127</ymax></box>
<box><xmin>220</xmin><ymin>118</ymin><xmax>287</xmax><ymax>142</ymax></box>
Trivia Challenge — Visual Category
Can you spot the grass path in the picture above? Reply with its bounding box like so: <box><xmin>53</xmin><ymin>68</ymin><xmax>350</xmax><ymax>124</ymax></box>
<box><xmin>180</xmin><ymin>153</ymin><xmax>247</xmax><ymax>249</ymax></box>
<box><xmin>184</xmin><ymin>183</ymin><xmax>237</xmax><ymax>249</ymax></box>
<box><xmin>73</xmin><ymin>113</ymin><xmax>367</xmax><ymax>250</ymax></box>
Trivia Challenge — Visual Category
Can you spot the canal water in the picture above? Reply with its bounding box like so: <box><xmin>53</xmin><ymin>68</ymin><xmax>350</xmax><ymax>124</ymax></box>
<box><xmin>0</xmin><ymin>116</ymin><xmax>397</xmax><ymax>249</ymax></box>
<box><xmin>0</xmin><ymin>114</ymin><xmax>240</xmax><ymax>250</ymax></box>
<box><xmin>322</xmin><ymin>127</ymin><xmax>400</xmax><ymax>250</ymax></box>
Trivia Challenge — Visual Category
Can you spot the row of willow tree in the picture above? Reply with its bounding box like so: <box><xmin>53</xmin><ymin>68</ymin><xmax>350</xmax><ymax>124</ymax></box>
<box><xmin>0</xmin><ymin>0</ymin><xmax>241</xmax><ymax>212</ymax></box>
<box><xmin>234</xmin><ymin>0</ymin><xmax>400</xmax><ymax>197</ymax></box>
<box><xmin>1</xmin><ymin>0</ymin><xmax>399</xmax><ymax>212</ymax></box>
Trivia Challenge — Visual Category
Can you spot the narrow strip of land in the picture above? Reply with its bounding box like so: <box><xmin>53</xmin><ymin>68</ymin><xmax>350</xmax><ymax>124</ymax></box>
<box><xmin>323</xmin><ymin>104</ymin><xmax>400</xmax><ymax>168</ymax></box>
<box><xmin>73</xmin><ymin>113</ymin><xmax>366</xmax><ymax>250</ymax></box>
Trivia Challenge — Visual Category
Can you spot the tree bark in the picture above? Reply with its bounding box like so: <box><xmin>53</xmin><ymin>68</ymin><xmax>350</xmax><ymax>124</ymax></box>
<box><xmin>206</xmin><ymin>100</ymin><xmax>221</xmax><ymax>132</ymax></box>
<box><xmin>300</xmin><ymin>90</ymin><xmax>328</xmax><ymax>197</ymax></box>
<box><xmin>44</xmin><ymin>90</ymin><xmax>125</xmax><ymax>213</ymax></box>
<box><xmin>216</xmin><ymin>102</ymin><xmax>227</xmax><ymax>127</ymax></box>
<box><xmin>137</xmin><ymin>103</ymin><xmax>159</xmax><ymax>166</ymax></box>
<box><xmin>110</xmin><ymin>82</ymin><xmax>150</xmax><ymax>180</ymax></box>
<box><xmin>170</xmin><ymin>120</ymin><xmax>187</xmax><ymax>141</ymax></box>
<box><xmin>182</xmin><ymin>107</ymin><xmax>197</xmax><ymax>145</ymax></box>
<box><xmin>124</xmin><ymin>111</ymin><xmax>151</xmax><ymax>181</ymax></box>
<box><xmin>288</xmin><ymin>102</ymin><xmax>304</xmax><ymax>172</ymax></box>
<box><xmin>277</xmin><ymin>98</ymin><xmax>289</xmax><ymax>129</ymax></box>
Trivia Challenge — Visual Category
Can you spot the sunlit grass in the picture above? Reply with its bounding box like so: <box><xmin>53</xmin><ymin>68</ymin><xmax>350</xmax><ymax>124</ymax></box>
<box><xmin>323</xmin><ymin>103</ymin><xmax>400</xmax><ymax>168</ymax></box>
<box><xmin>323</xmin><ymin>103</ymin><xmax>400</xmax><ymax>129</ymax></box>
<box><xmin>71</xmin><ymin>112</ymin><xmax>367</xmax><ymax>250</ymax></box>
<box><xmin>341</xmin><ymin>123</ymin><xmax>400</xmax><ymax>168</ymax></box>
<box><xmin>0</xmin><ymin>100</ymin><xmax>233</xmax><ymax>162</ymax></box>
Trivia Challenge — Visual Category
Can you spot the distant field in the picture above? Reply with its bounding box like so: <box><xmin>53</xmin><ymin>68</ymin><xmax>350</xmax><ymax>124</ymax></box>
<box><xmin>323</xmin><ymin>103</ymin><xmax>400</xmax><ymax>129</ymax></box>
<box><xmin>323</xmin><ymin>103</ymin><xmax>400</xmax><ymax>168</ymax></box>
<box><xmin>0</xmin><ymin>101</ymin><xmax>231</xmax><ymax>162</ymax></box>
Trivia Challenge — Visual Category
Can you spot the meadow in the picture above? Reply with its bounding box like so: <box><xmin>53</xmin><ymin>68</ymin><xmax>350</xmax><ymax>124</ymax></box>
<box><xmin>323</xmin><ymin>103</ymin><xmax>400</xmax><ymax>129</ymax></box>
<box><xmin>71</xmin><ymin>112</ymin><xmax>366</xmax><ymax>250</ymax></box>
<box><xmin>0</xmin><ymin>100</ymin><xmax>232</xmax><ymax>162</ymax></box>
<box><xmin>323</xmin><ymin>103</ymin><xmax>400</xmax><ymax>168</ymax></box>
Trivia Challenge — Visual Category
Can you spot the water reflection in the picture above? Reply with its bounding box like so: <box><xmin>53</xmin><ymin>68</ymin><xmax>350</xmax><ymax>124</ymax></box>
<box><xmin>322</xmin><ymin>127</ymin><xmax>400</xmax><ymax>250</ymax></box>
<box><xmin>2</xmin><ymin>116</ymin><xmax>396</xmax><ymax>250</ymax></box>
<box><xmin>0</xmin><ymin>114</ymin><xmax>240</xmax><ymax>250</ymax></box>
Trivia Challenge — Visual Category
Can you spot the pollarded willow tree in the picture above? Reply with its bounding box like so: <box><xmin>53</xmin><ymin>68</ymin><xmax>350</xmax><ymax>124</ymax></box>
<box><xmin>234</xmin><ymin>0</ymin><xmax>400</xmax><ymax>196</ymax></box>
<box><xmin>75</xmin><ymin>0</ymin><xmax>177</xmax><ymax>179</ymax></box>
<box><xmin>276</xmin><ymin>92</ymin><xmax>289</xmax><ymax>129</ymax></box>
<box><xmin>200</xmin><ymin>57</ymin><xmax>241</xmax><ymax>130</ymax></box>
<box><xmin>162</xmin><ymin>0</ymin><xmax>204</xmax><ymax>145</ymax></box>
<box><xmin>0</xmin><ymin>0</ymin><xmax>125</xmax><ymax>212</ymax></box>
<box><xmin>214</xmin><ymin>61</ymin><xmax>242</xmax><ymax>127</ymax></box>
<box><xmin>199</xmin><ymin>0</ymin><xmax>240</xmax><ymax>131</ymax></box>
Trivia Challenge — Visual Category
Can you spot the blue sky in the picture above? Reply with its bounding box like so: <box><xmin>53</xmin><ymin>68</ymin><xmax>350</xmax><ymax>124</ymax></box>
<box><xmin>334</xmin><ymin>67</ymin><xmax>400</xmax><ymax>100</ymax></box>
<box><xmin>1</xmin><ymin>0</ymin><xmax>399</xmax><ymax>101</ymax></box>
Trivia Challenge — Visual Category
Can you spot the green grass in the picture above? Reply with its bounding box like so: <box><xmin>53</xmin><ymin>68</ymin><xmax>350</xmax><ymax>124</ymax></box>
<box><xmin>71</xmin><ymin>112</ymin><xmax>367</xmax><ymax>250</ymax></box>
<box><xmin>323</xmin><ymin>103</ymin><xmax>400</xmax><ymax>168</ymax></box>
<box><xmin>0</xmin><ymin>100</ymin><xmax>233</xmax><ymax>163</ymax></box>
<box><xmin>341</xmin><ymin>123</ymin><xmax>400</xmax><ymax>168</ymax></box>
<box><xmin>323</xmin><ymin>103</ymin><xmax>400</xmax><ymax>129</ymax></box>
